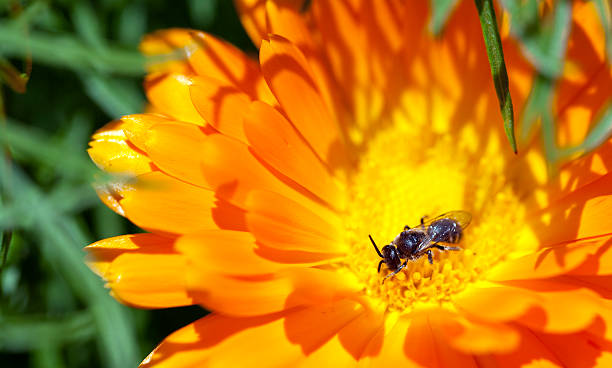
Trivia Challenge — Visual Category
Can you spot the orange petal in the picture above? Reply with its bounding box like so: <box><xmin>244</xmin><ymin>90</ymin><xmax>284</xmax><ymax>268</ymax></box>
<box><xmin>119</xmin><ymin>171</ymin><xmax>223</xmax><ymax>235</ymax></box>
<box><xmin>94</xmin><ymin>184</ymin><xmax>126</xmax><ymax>216</ymax></box>
<box><xmin>107</xmin><ymin>252</ymin><xmax>192</xmax><ymax>308</ymax></box>
<box><xmin>527</xmin><ymin>173</ymin><xmax>612</xmax><ymax>245</ymax></box>
<box><xmin>555</xmin><ymin>1</ymin><xmax>610</xmax><ymax>147</ymax></box>
<box><xmin>244</xmin><ymin>101</ymin><xmax>344</xmax><ymax>209</ymax></box>
<box><xmin>88</xmin><ymin>120</ymin><xmax>153</xmax><ymax>176</ymax></box>
<box><xmin>483</xmin><ymin>325</ymin><xmax>564</xmax><ymax>367</ymax></box>
<box><xmin>175</xmin><ymin>230</ymin><xmax>286</xmax><ymax>275</ymax></box>
<box><xmin>86</xmin><ymin>233</ymin><xmax>192</xmax><ymax>308</ymax></box>
<box><xmin>142</xmin><ymin>122</ymin><xmax>209</xmax><ymax>188</ymax></box>
<box><xmin>431</xmin><ymin>308</ymin><xmax>519</xmax><ymax>354</ymax></box>
<box><xmin>198</xmin><ymin>133</ymin><xmax>334</xmax><ymax>217</ymax></box>
<box><xmin>253</xmin><ymin>243</ymin><xmax>346</xmax><ymax>267</ymax></box>
<box><xmin>362</xmin><ymin>313</ymin><xmax>478</xmax><ymax>367</ymax></box>
<box><xmin>455</xmin><ymin>281</ymin><xmax>609</xmax><ymax>335</ymax></box>
<box><xmin>144</xmin><ymin>73</ymin><xmax>206</xmax><ymax>125</ymax></box>
<box><xmin>260</xmin><ymin>35</ymin><xmax>345</xmax><ymax>165</ymax></box>
<box><xmin>188</xmin><ymin>268</ymin><xmax>361</xmax><ymax>316</ymax></box>
<box><xmin>120</xmin><ymin>113</ymin><xmax>174</xmax><ymax>152</ymax></box>
<box><xmin>311</xmin><ymin>1</ymin><xmax>423</xmax><ymax>118</ymax></box>
<box><xmin>294</xmin><ymin>308</ymin><xmax>384</xmax><ymax>367</ymax></box>
<box><xmin>486</xmin><ymin>234</ymin><xmax>612</xmax><ymax>281</ymax></box>
<box><xmin>141</xmin><ymin>126</ymin><xmax>336</xmax><ymax>220</ymax></box>
<box><xmin>141</xmin><ymin>299</ymin><xmax>364</xmax><ymax>367</ymax></box>
<box><xmin>265</xmin><ymin>1</ymin><xmax>344</xmax><ymax>125</ymax></box>
<box><xmin>189</xmin><ymin>76</ymin><xmax>251</xmax><ymax>142</ymax></box>
<box><xmin>140</xmin><ymin>28</ymin><xmax>194</xmax><ymax>55</ymax></box>
<box><xmin>524</xmin><ymin>324</ymin><xmax>612</xmax><ymax>368</ymax></box>
<box><xmin>232</xmin><ymin>0</ymin><xmax>266</xmax><ymax>47</ymax></box>
<box><xmin>553</xmin><ymin>141</ymin><xmax>612</xmax><ymax>204</ymax></box>
<box><xmin>140</xmin><ymin>28</ymin><xmax>195</xmax><ymax>75</ymax></box>
<box><xmin>556</xmin><ymin>64</ymin><xmax>611</xmax><ymax>147</ymax></box>
<box><xmin>85</xmin><ymin>233</ymin><xmax>175</xmax><ymax>276</ymax></box>
<box><xmin>246</xmin><ymin>190</ymin><xmax>345</xmax><ymax>254</ymax></box>
<box><xmin>188</xmin><ymin>31</ymin><xmax>275</xmax><ymax>104</ymax></box>
<box><xmin>233</xmin><ymin>0</ymin><xmax>304</xmax><ymax>48</ymax></box>
<box><xmin>454</xmin><ymin>283</ymin><xmax>538</xmax><ymax>323</ymax></box>
<box><xmin>512</xmin><ymin>282</ymin><xmax>612</xmax><ymax>335</ymax></box>
<box><xmin>265</xmin><ymin>1</ymin><xmax>312</xmax><ymax>48</ymax></box>
<box><xmin>311</xmin><ymin>0</ymin><xmax>369</xmax><ymax>93</ymax></box>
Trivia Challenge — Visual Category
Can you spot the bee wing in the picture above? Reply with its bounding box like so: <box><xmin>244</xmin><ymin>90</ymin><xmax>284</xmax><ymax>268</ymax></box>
<box><xmin>413</xmin><ymin>211</ymin><xmax>472</xmax><ymax>253</ymax></box>
<box><xmin>419</xmin><ymin>210</ymin><xmax>472</xmax><ymax>229</ymax></box>
<box><xmin>415</xmin><ymin>233</ymin><xmax>434</xmax><ymax>253</ymax></box>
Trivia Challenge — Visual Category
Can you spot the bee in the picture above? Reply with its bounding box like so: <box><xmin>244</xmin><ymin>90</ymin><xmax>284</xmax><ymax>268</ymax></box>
<box><xmin>369</xmin><ymin>211</ymin><xmax>472</xmax><ymax>283</ymax></box>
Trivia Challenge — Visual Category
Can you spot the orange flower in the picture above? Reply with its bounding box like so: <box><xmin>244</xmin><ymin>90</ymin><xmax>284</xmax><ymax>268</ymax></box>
<box><xmin>86</xmin><ymin>1</ymin><xmax>612</xmax><ymax>366</ymax></box>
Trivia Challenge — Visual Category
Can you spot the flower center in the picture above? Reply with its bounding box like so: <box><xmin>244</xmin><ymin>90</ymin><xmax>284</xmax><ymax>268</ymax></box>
<box><xmin>342</xmin><ymin>119</ymin><xmax>527</xmax><ymax>313</ymax></box>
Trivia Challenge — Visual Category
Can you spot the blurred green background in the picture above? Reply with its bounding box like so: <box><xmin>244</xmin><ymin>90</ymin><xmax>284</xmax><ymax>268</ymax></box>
<box><xmin>0</xmin><ymin>1</ymin><xmax>254</xmax><ymax>367</ymax></box>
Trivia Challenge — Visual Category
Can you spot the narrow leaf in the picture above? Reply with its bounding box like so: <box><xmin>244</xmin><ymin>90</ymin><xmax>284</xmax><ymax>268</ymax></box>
<box><xmin>0</xmin><ymin>23</ymin><xmax>146</xmax><ymax>76</ymax></box>
<box><xmin>474</xmin><ymin>0</ymin><xmax>517</xmax><ymax>153</ymax></box>
<box><xmin>0</xmin><ymin>162</ymin><xmax>140</xmax><ymax>368</ymax></box>
<box><xmin>519</xmin><ymin>74</ymin><xmax>554</xmax><ymax>142</ymax></box>
<box><xmin>594</xmin><ymin>0</ymin><xmax>612</xmax><ymax>63</ymax></box>
<box><xmin>500</xmin><ymin>0</ymin><xmax>571</xmax><ymax>77</ymax></box>
<box><xmin>80</xmin><ymin>74</ymin><xmax>144</xmax><ymax>117</ymax></box>
<box><xmin>429</xmin><ymin>0</ymin><xmax>459</xmax><ymax>35</ymax></box>
<box><xmin>568</xmin><ymin>103</ymin><xmax>612</xmax><ymax>158</ymax></box>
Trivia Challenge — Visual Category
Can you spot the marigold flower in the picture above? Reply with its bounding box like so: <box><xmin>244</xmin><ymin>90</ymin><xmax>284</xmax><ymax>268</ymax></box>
<box><xmin>86</xmin><ymin>1</ymin><xmax>612</xmax><ymax>366</ymax></box>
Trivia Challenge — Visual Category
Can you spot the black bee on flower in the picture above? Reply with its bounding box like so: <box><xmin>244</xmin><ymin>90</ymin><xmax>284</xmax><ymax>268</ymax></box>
<box><xmin>369</xmin><ymin>211</ymin><xmax>472</xmax><ymax>283</ymax></box>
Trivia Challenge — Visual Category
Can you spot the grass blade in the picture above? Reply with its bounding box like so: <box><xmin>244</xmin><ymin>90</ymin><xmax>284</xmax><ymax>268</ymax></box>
<box><xmin>474</xmin><ymin>0</ymin><xmax>517</xmax><ymax>153</ymax></box>
<box><xmin>429</xmin><ymin>0</ymin><xmax>459</xmax><ymax>35</ymax></box>
<box><xmin>594</xmin><ymin>0</ymin><xmax>612</xmax><ymax>62</ymax></box>
<box><xmin>0</xmin><ymin>160</ymin><xmax>140</xmax><ymax>368</ymax></box>
<box><xmin>0</xmin><ymin>23</ymin><xmax>145</xmax><ymax>76</ymax></box>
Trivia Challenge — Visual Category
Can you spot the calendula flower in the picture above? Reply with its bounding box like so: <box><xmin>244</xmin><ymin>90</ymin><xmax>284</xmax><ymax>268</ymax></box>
<box><xmin>86</xmin><ymin>1</ymin><xmax>612</xmax><ymax>366</ymax></box>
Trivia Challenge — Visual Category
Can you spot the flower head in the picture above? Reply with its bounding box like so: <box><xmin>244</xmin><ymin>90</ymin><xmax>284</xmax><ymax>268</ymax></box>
<box><xmin>87</xmin><ymin>1</ymin><xmax>612</xmax><ymax>366</ymax></box>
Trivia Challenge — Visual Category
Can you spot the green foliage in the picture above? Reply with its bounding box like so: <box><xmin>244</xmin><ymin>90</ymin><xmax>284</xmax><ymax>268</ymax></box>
<box><xmin>429</xmin><ymin>0</ymin><xmax>458</xmax><ymax>35</ymax></box>
<box><xmin>474</xmin><ymin>0</ymin><xmax>517</xmax><ymax>154</ymax></box>
<box><xmin>430</xmin><ymin>0</ymin><xmax>612</xmax><ymax>164</ymax></box>
<box><xmin>0</xmin><ymin>1</ymin><xmax>242</xmax><ymax>367</ymax></box>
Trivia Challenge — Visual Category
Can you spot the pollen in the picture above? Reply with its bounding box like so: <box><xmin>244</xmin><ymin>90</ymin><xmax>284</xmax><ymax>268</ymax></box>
<box><xmin>341</xmin><ymin>120</ymin><xmax>527</xmax><ymax>313</ymax></box>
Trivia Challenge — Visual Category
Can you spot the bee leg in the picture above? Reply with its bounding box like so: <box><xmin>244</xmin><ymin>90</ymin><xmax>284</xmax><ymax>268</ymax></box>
<box><xmin>403</xmin><ymin>225</ymin><xmax>411</xmax><ymax>230</ymax></box>
<box><xmin>426</xmin><ymin>249</ymin><xmax>433</xmax><ymax>264</ymax></box>
<box><xmin>382</xmin><ymin>261</ymin><xmax>408</xmax><ymax>284</ymax></box>
<box><xmin>420</xmin><ymin>215</ymin><xmax>428</xmax><ymax>229</ymax></box>
<box><xmin>377</xmin><ymin>260</ymin><xmax>385</xmax><ymax>273</ymax></box>
<box><xmin>432</xmin><ymin>243</ymin><xmax>461</xmax><ymax>251</ymax></box>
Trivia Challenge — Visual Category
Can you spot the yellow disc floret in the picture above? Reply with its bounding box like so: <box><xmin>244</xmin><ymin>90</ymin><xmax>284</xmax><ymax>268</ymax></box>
<box><xmin>342</xmin><ymin>119</ymin><xmax>526</xmax><ymax>313</ymax></box>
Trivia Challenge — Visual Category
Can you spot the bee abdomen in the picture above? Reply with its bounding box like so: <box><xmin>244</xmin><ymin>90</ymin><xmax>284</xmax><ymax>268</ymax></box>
<box><xmin>428</xmin><ymin>218</ymin><xmax>462</xmax><ymax>243</ymax></box>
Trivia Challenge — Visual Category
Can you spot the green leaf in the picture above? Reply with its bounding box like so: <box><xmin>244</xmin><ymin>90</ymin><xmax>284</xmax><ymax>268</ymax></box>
<box><xmin>579</xmin><ymin>103</ymin><xmax>612</xmax><ymax>153</ymax></box>
<box><xmin>499</xmin><ymin>0</ymin><xmax>571</xmax><ymax>77</ymax></box>
<box><xmin>72</xmin><ymin>2</ymin><xmax>106</xmax><ymax>49</ymax></box>
<box><xmin>117</xmin><ymin>2</ymin><xmax>147</xmax><ymax>46</ymax></box>
<box><xmin>558</xmin><ymin>103</ymin><xmax>612</xmax><ymax>159</ymax></box>
<box><xmin>0</xmin><ymin>161</ymin><xmax>140</xmax><ymax>368</ymax></box>
<box><xmin>80</xmin><ymin>74</ymin><xmax>144</xmax><ymax>118</ymax></box>
<box><xmin>429</xmin><ymin>0</ymin><xmax>458</xmax><ymax>35</ymax></box>
<box><xmin>474</xmin><ymin>0</ymin><xmax>517</xmax><ymax>153</ymax></box>
<box><xmin>0</xmin><ymin>312</ymin><xmax>95</xmax><ymax>350</ymax></box>
<box><xmin>0</xmin><ymin>228</ymin><xmax>12</xmax><ymax>286</ymax></box>
<box><xmin>594</xmin><ymin>0</ymin><xmax>612</xmax><ymax>63</ymax></box>
<box><xmin>519</xmin><ymin>74</ymin><xmax>554</xmax><ymax>143</ymax></box>
<box><xmin>188</xmin><ymin>0</ymin><xmax>217</xmax><ymax>29</ymax></box>
<box><xmin>0</xmin><ymin>119</ymin><xmax>100</xmax><ymax>180</ymax></box>
<box><xmin>0</xmin><ymin>23</ymin><xmax>146</xmax><ymax>76</ymax></box>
